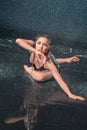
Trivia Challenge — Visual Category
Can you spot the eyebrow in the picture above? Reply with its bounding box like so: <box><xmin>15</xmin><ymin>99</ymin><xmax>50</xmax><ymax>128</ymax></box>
<box><xmin>37</xmin><ymin>40</ymin><xmax>49</xmax><ymax>45</ymax></box>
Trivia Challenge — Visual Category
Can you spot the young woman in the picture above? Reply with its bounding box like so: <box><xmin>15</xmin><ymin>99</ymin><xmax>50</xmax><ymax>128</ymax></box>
<box><xmin>16</xmin><ymin>34</ymin><xmax>85</xmax><ymax>101</ymax></box>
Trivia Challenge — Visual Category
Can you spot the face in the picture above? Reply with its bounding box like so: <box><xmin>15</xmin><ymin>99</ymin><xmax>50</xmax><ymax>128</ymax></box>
<box><xmin>35</xmin><ymin>37</ymin><xmax>50</xmax><ymax>54</ymax></box>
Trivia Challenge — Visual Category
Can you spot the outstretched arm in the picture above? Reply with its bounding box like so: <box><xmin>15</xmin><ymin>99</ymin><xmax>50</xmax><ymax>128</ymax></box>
<box><xmin>56</xmin><ymin>56</ymin><xmax>80</xmax><ymax>64</ymax></box>
<box><xmin>44</xmin><ymin>60</ymin><xmax>85</xmax><ymax>100</ymax></box>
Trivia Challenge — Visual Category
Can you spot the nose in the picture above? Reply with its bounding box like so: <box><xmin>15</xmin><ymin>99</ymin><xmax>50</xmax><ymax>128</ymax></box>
<box><xmin>39</xmin><ymin>44</ymin><xmax>43</xmax><ymax>52</ymax></box>
<box><xmin>40</xmin><ymin>43</ymin><xmax>43</xmax><ymax>48</ymax></box>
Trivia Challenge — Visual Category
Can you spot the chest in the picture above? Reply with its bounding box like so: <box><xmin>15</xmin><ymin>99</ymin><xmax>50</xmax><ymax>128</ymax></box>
<box><xmin>30</xmin><ymin>53</ymin><xmax>47</xmax><ymax>69</ymax></box>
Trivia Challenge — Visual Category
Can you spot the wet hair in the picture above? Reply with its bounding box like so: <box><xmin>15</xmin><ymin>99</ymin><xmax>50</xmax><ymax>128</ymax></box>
<box><xmin>35</xmin><ymin>34</ymin><xmax>51</xmax><ymax>44</ymax></box>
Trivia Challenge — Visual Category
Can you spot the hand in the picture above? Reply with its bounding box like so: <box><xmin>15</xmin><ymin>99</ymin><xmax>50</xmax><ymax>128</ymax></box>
<box><xmin>68</xmin><ymin>93</ymin><xmax>85</xmax><ymax>101</ymax></box>
<box><xmin>35</xmin><ymin>50</ymin><xmax>46</xmax><ymax>62</ymax></box>
<box><xmin>67</xmin><ymin>56</ymin><xmax>80</xmax><ymax>63</ymax></box>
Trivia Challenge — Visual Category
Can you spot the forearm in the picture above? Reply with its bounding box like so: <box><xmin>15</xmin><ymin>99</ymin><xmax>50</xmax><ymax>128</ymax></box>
<box><xmin>16</xmin><ymin>38</ymin><xmax>36</xmax><ymax>53</ymax></box>
<box><xmin>56</xmin><ymin>58</ymin><xmax>69</xmax><ymax>64</ymax></box>
<box><xmin>56</xmin><ymin>56</ymin><xmax>80</xmax><ymax>64</ymax></box>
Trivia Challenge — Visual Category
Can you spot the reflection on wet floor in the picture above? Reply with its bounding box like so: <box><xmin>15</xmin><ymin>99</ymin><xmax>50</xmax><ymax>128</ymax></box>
<box><xmin>0</xmin><ymin>39</ymin><xmax>87</xmax><ymax>130</ymax></box>
<box><xmin>0</xmin><ymin>72</ymin><xmax>87</xmax><ymax>130</ymax></box>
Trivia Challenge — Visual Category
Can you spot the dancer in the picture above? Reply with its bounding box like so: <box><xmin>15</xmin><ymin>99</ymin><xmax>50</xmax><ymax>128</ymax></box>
<box><xmin>16</xmin><ymin>34</ymin><xmax>85</xmax><ymax>100</ymax></box>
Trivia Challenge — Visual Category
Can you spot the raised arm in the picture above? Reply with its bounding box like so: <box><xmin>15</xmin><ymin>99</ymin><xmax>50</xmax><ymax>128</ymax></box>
<box><xmin>16</xmin><ymin>38</ymin><xmax>36</xmax><ymax>52</ymax></box>
<box><xmin>56</xmin><ymin>56</ymin><xmax>80</xmax><ymax>64</ymax></box>
<box><xmin>16</xmin><ymin>38</ymin><xmax>46</xmax><ymax>61</ymax></box>
<box><xmin>44</xmin><ymin>60</ymin><xmax>84</xmax><ymax>100</ymax></box>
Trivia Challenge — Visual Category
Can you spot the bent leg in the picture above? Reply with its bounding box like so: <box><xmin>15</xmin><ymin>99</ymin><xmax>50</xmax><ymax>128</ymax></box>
<box><xmin>24</xmin><ymin>65</ymin><xmax>53</xmax><ymax>81</ymax></box>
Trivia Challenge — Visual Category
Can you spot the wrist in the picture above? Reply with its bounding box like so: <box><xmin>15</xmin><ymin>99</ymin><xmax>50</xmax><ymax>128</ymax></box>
<box><xmin>33</xmin><ymin>48</ymin><xmax>37</xmax><ymax>54</ymax></box>
<box><xmin>66</xmin><ymin>58</ymin><xmax>71</xmax><ymax>63</ymax></box>
<box><xmin>67</xmin><ymin>92</ymin><xmax>72</xmax><ymax>97</ymax></box>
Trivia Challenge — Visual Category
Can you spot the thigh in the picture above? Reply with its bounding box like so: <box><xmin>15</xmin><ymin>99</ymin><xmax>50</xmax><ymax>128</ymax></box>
<box><xmin>24</xmin><ymin>65</ymin><xmax>53</xmax><ymax>81</ymax></box>
<box><xmin>31</xmin><ymin>69</ymin><xmax>53</xmax><ymax>81</ymax></box>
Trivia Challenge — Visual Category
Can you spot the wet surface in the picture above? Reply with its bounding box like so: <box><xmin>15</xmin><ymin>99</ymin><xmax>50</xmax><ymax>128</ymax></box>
<box><xmin>0</xmin><ymin>39</ymin><xmax>87</xmax><ymax>130</ymax></box>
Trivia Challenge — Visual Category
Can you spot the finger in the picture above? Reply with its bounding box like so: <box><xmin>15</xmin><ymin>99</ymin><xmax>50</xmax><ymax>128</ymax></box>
<box><xmin>36</xmin><ymin>54</ymin><xmax>45</xmax><ymax>62</ymax></box>
<box><xmin>74</xmin><ymin>56</ymin><xmax>80</xmax><ymax>60</ymax></box>
<box><xmin>73</xmin><ymin>57</ymin><xmax>80</xmax><ymax>61</ymax></box>
<box><xmin>76</xmin><ymin>96</ymin><xmax>85</xmax><ymax>101</ymax></box>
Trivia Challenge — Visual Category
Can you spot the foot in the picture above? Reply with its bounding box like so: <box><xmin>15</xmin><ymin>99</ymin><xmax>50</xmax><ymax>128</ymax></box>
<box><xmin>24</xmin><ymin>65</ymin><xmax>33</xmax><ymax>74</ymax></box>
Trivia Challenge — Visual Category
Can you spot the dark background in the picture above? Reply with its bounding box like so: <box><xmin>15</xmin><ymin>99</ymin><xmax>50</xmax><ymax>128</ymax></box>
<box><xmin>0</xmin><ymin>0</ymin><xmax>87</xmax><ymax>46</ymax></box>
